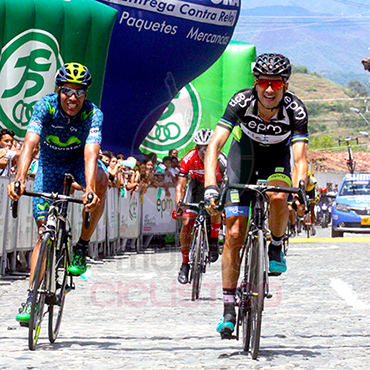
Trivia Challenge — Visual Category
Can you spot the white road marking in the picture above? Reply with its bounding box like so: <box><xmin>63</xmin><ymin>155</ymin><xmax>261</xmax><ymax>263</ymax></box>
<box><xmin>330</xmin><ymin>278</ymin><xmax>370</xmax><ymax>310</ymax></box>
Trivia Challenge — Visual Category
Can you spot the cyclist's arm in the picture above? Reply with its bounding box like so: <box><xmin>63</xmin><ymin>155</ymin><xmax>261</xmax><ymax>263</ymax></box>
<box><xmin>83</xmin><ymin>142</ymin><xmax>100</xmax><ymax>210</ymax></box>
<box><xmin>175</xmin><ymin>175</ymin><xmax>188</xmax><ymax>205</ymax></box>
<box><xmin>291</xmin><ymin>142</ymin><xmax>308</xmax><ymax>188</ymax></box>
<box><xmin>204</xmin><ymin>126</ymin><xmax>230</xmax><ymax>188</ymax></box>
<box><xmin>291</xmin><ymin>141</ymin><xmax>308</xmax><ymax>215</ymax></box>
<box><xmin>7</xmin><ymin>132</ymin><xmax>40</xmax><ymax>200</ymax></box>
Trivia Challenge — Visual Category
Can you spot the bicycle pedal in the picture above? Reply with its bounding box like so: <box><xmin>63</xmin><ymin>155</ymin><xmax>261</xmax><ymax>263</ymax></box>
<box><xmin>266</xmin><ymin>293</ymin><xmax>273</xmax><ymax>299</ymax></box>
<box><xmin>66</xmin><ymin>284</ymin><xmax>75</xmax><ymax>293</ymax></box>
<box><xmin>19</xmin><ymin>322</ymin><xmax>29</xmax><ymax>328</ymax></box>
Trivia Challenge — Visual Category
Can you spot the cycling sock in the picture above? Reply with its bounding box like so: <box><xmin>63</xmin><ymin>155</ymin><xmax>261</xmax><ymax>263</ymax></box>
<box><xmin>181</xmin><ymin>249</ymin><xmax>189</xmax><ymax>264</ymax></box>
<box><xmin>75</xmin><ymin>238</ymin><xmax>89</xmax><ymax>256</ymax></box>
<box><xmin>270</xmin><ymin>234</ymin><xmax>283</xmax><ymax>247</ymax></box>
<box><xmin>223</xmin><ymin>288</ymin><xmax>236</xmax><ymax>306</ymax></box>
<box><xmin>269</xmin><ymin>236</ymin><xmax>283</xmax><ymax>262</ymax></box>
<box><xmin>210</xmin><ymin>222</ymin><xmax>221</xmax><ymax>238</ymax></box>
<box><xmin>26</xmin><ymin>290</ymin><xmax>33</xmax><ymax>303</ymax></box>
<box><xmin>209</xmin><ymin>237</ymin><xmax>219</xmax><ymax>248</ymax></box>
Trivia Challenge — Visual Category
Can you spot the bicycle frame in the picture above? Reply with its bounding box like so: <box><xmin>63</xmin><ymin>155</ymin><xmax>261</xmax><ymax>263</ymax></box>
<box><xmin>12</xmin><ymin>174</ymin><xmax>87</xmax><ymax>350</ymax></box>
<box><xmin>217</xmin><ymin>176</ymin><xmax>307</xmax><ymax>359</ymax></box>
<box><xmin>176</xmin><ymin>200</ymin><xmax>212</xmax><ymax>300</ymax></box>
<box><xmin>189</xmin><ymin>208</ymin><xmax>209</xmax><ymax>269</ymax></box>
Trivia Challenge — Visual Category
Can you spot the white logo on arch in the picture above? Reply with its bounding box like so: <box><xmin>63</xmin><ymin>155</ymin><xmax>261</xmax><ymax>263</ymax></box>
<box><xmin>0</xmin><ymin>29</ymin><xmax>64</xmax><ymax>137</ymax></box>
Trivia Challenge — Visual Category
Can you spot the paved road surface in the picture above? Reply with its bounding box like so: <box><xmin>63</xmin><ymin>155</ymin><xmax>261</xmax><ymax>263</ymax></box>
<box><xmin>1</xmin><ymin>227</ymin><xmax>370</xmax><ymax>369</ymax></box>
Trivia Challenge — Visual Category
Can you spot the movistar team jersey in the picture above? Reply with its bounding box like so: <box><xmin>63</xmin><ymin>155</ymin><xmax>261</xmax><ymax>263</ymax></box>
<box><xmin>217</xmin><ymin>88</ymin><xmax>309</xmax><ymax>184</ymax></box>
<box><xmin>27</xmin><ymin>93</ymin><xmax>103</xmax><ymax>221</ymax></box>
<box><xmin>27</xmin><ymin>93</ymin><xmax>103</xmax><ymax>164</ymax></box>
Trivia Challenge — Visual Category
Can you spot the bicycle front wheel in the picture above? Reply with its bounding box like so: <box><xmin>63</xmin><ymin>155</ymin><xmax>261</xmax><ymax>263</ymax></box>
<box><xmin>248</xmin><ymin>229</ymin><xmax>265</xmax><ymax>359</ymax></box>
<box><xmin>48</xmin><ymin>235</ymin><xmax>69</xmax><ymax>343</ymax></box>
<box><xmin>191</xmin><ymin>227</ymin><xmax>203</xmax><ymax>301</ymax></box>
<box><xmin>28</xmin><ymin>233</ymin><xmax>50</xmax><ymax>350</ymax></box>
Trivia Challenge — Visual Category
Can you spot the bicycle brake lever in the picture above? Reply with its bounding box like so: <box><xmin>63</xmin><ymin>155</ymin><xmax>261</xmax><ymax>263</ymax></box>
<box><xmin>11</xmin><ymin>180</ymin><xmax>21</xmax><ymax>218</ymax></box>
<box><xmin>84</xmin><ymin>192</ymin><xmax>94</xmax><ymax>228</ymax></box>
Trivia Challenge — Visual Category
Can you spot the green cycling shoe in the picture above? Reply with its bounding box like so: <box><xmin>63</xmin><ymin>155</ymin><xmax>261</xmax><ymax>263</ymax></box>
<box><xmin>16</xmin><ymin>302</ymin><xmax>32</xmax><ymax>325</ymax></box>
<box><xmin>68</xmin><ymin>247</ymin><xmax>88</xmax><ymax>276</ymax></box>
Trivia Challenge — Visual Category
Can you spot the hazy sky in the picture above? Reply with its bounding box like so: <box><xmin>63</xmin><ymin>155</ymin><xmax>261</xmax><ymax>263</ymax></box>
<box><xmin>240</xmin><ymin>0</ymin><xmax>370</xmax><ymax>16</ymax></box>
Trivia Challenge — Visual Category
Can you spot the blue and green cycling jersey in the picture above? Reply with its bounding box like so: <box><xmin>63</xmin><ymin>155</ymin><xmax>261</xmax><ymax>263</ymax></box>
<box><xmin>28</xmin><ymin>93</ymin><xmax>105</xmax><ymax>221</ymax></box>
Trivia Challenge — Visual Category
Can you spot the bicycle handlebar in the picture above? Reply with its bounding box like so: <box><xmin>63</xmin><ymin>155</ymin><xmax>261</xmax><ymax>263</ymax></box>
<box><xmin>216</xmin><ymin>176</ymin><xmax>308</xmax><ymax>213</ymax></box>
<box><xmin>11</xmin><ymin>180</ymin><xmax>88</xmax><ymax>219</ymax></box>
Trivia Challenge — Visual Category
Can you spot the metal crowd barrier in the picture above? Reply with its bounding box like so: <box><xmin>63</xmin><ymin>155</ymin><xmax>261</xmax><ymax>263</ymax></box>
<box><xmin>0</xmin><ymin>177</ymin><xmax>177</xmax><ymax>277</ymax></box>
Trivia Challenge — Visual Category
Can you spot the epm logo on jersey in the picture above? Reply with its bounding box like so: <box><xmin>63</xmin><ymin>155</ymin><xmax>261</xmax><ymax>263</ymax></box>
<box><xmin>0</xmin><ymin>29</ymin><xmax>64</xmax><ymax>138</ymax></box>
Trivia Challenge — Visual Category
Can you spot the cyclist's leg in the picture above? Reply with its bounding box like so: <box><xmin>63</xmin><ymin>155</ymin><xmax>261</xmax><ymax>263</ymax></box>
<box><xmin>16</xmin><ymin>163</ymin><xmax>63</xmax><ymax>322</ymax></box>
<box><xmin>80</xmin><ymin>164</ymin><xmax>108</xmax><ymax>240</ymax></box>
<box><xmin>209</xmin><ymin>213</ymin><xmax>222</xmax><ymax>262</ymax></box>
<box><xmin>310</xmin><ymin>201</ymin><xmax>316</xmax><ymax>235</ymax></box>
<box><xmin>69</xmin><ymin>160</ymin><xmax>108</xmax><ymax>275</ymax></box>
<box><xmin>178</xmin><ymin>211</ymin><xmax>196</xmax><ymax>284</ymax></box>
<box><xmin>266</xmin><ymin>172</ymin><xmax>291</xmax><ymax>274</ymax></box>
<box><xmin>178</xmin><ymin>178</ymin><xmax>200</xmax><ymax>284</ymax></box>
<box><xmin>217</xmin><ymin>213</ymin><xmax>249</xmax><ymax>335</ymax></box>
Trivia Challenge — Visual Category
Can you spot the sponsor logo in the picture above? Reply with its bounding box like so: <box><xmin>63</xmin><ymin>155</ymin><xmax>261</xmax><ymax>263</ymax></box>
<box><xmin>140</xmin><ymin>83</ymin><xmax>201</xmax><ymax>155</ymax></box>
<box><xmin>36</xmin><ymin>202</ymin><xmax>50</xmax><ymax>212</ymax></box>
<box><xmin>284</xmin><ymin>95</ymin><xmax>307</xmax><ymax>120</ymax></box>
<box><xmin>46</xmin><ymin>135</ymin><xmax>81</xmax><ymax>148</ymax></box>
<box><xmin>211</xmin><ymin>0</ymin><xmax>240</xmax><ymax>6</ymax></box>
<box><xmin>230</xmin><ymin>190</ymin><xmax>239</xmax><ymax>203</ymax></box>
<box><xmin>0</xmin><ymin>29</ymin><xmax>63</xmax><ymax>138</ymax></box>
<box><xmin>247</xmin><ymin>120</ymin><xmax>283</xmax><ymax>135</ymax></box>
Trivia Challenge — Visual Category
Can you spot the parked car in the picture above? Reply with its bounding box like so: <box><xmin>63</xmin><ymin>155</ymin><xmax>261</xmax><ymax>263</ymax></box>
<box><xmin>331</xmin><ymin>173</ymin><xmax>370</xmax><ymax>237</ymax></box>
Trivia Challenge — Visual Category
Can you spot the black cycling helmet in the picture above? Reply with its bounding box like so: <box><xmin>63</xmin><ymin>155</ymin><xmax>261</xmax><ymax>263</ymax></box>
<box><xmin>253</xmin><ymin>53</ymin><xmax>291</xmax><ymax>82</ymax></box>
<box><xmin>55</xmin><ymin>62</ymin><xmax>92</xmax><ymax>88</ymax></box>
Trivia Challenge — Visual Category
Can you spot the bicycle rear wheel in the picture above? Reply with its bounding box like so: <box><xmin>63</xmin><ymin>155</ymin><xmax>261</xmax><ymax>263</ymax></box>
<box><xmin>248</xmin><ymin>229</ymin><xmax>265</xmax><ymax>359</ymax></box>
<box><xmin>191</xmin><ymin>227</ymin><xmax>203</xmax><ymax>301</ymax></box>
<box><xmin>48</xmin><ymin>233</ymin><xmax>69</xmax><ymax>343</ymax></box>
<box><xmin>28</xmin><ymin>233</ymin><xmax>50</xmax><ymax>350</ymax></box>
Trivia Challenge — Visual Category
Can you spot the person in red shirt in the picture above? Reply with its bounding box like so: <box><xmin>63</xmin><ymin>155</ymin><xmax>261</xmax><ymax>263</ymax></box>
<box><xmin>173</xmin><ymin>129</ymin><xmax>227</xmax><ymax>284</ymax></box>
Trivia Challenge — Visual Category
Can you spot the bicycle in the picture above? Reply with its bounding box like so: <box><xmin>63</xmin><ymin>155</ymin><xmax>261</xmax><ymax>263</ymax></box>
<box><xmin>12</xmin><ymin>174</ymin><xmax>92</xmax><ymax>350</ymax></box>
<box><xmin>217</xmin><ymin>177</ymin><xmax>307</xmax><ymax>359</ymax></box>
<box><xmin>175</xmin><ymin>199</ymin><xmax>214</xmax><ymax>301</ymax></box>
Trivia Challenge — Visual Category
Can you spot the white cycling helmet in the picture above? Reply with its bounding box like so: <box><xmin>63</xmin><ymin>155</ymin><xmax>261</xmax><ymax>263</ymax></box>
<box><xmin>193</xmin><ymin>128</ymin><xmax>213</xmax><ymax>145</ymax></box>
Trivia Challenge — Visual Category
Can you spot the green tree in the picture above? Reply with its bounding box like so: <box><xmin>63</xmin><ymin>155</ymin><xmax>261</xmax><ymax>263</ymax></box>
<box><xmin>309</xmin><ymin>135</ymin><xmax>336</xmax><ymax>149</ymax></box>
<box><xmin>292</xmin><ymin>65</ymin><xmax>308</xmax><ymax>74</ymax></box>
<box><xmin>346</xmin><ymin>80</ymin><xmax>368</xmax><ymax>98</ymax></box>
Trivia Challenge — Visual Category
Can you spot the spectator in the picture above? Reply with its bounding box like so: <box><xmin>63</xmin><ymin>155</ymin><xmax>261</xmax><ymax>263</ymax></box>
<box><xmin>169</xmin><ymin>148</ymin><xmax>178</xmax><ymax>159</ymax></box>
<box><xmin>101</xmin><ymin>150</ymin><xmax>113</xmax><ymax>169</ymax></box>
<box><xmin>171</xmin><ymin>156</ymin><xmax>180</xmax><ymax>176</ymax></box>
<box><xmin>0</xmin><ymin>129</ymin><xmax>19</xmax><ymax>176</ymax></box>
<box><xmin>161</xmin><ymin>156</ymin><xmax>177</xmax><ymax>186</ymax></box>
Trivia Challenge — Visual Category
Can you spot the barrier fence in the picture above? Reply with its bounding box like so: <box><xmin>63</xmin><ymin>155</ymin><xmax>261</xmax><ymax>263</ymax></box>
<box><xmin>0</xmin><ymin>176</ymin><xmax>178</xmax><ymax>276</ymax></box>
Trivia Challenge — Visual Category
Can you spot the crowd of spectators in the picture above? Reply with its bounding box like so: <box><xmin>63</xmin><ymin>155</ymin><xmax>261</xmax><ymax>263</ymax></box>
<box><xmin>98</xmin><ymin>149</ymin><xmax>180</xmax><ymax>196</ymax></box>
<box><xmin>0</xmin><ymin>128</ymin><xmax>181</xmax><ymax>198</ymax></box>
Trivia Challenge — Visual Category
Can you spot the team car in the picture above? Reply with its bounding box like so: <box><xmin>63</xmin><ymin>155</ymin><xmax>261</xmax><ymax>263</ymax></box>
<box><xmin>331</xmin><ymin>173</ymin><xmax>370</xmax><ymax>237</ymax></box>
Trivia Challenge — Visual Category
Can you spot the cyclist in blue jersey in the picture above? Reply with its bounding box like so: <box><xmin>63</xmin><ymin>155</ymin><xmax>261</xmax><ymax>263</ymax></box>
<box><xmin>204</xmin><ymin>53</ymin><xmax>308</xmax><ymax>337</ymax></box>
<box><xmin>8</xmin><ymin>63</ymin><xmax>108</xmax><ymax>325</ymax></box>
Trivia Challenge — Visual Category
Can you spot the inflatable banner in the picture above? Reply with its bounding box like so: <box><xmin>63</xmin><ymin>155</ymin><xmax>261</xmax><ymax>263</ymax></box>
<box><xmin>140</xmin><ymin>40</ymin><xmax>256</xmax><ymax>158</ymax></box>
<box><xmin>0</xmin><ymin>0</ymin><xmax>117</xmax><ymax>139</ymax></box>
<box><xmin>97</xmin><ymin>0</ymin><xmax>241</xmax><ymax>156</ymax></box>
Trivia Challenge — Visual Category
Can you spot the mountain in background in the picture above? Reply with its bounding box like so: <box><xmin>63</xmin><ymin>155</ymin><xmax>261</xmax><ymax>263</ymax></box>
<box><xmin>233</xmin><ymin>5</ymin><xmax>370</xmax><ymax>89</ymax></box>
<box><xmin>240</xmin><ymin>0</ymin><xmax>369</xmax><ymax>16</ymax></box>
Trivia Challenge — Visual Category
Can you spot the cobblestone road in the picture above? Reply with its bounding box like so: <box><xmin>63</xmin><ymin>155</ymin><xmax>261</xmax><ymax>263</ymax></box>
<box><xmin>1</xmin><ymin>227</ymin><xmax>370</xmax><ymax>369</ymax></box>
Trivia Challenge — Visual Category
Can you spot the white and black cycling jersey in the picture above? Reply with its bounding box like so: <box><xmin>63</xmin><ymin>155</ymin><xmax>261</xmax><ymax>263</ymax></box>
<box><xmin>217</xmin><ymin>87</ymin><xmax>309</xmax><ymax>185</ymax></box>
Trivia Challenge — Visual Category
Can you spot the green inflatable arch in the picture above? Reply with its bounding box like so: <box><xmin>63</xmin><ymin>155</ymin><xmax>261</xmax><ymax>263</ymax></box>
<box><xmin>140</xmin><ymin>40</ymin><xmax>256</xmax><ymax>158</ymax></box>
